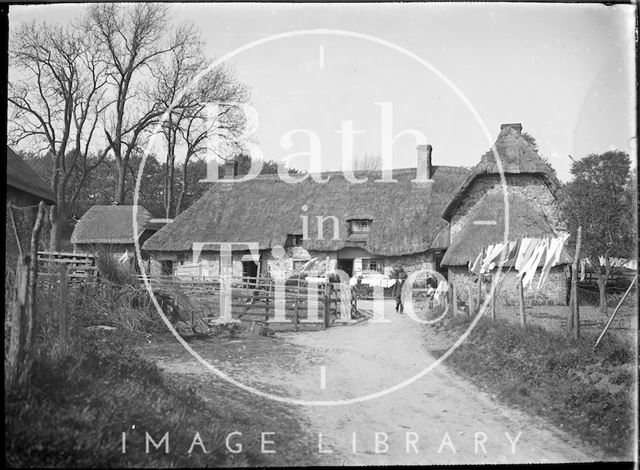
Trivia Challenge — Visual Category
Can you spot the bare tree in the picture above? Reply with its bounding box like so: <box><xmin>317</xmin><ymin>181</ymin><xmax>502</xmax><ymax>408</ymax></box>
<box><xmin>353</xmin><ymin>153</ymin><xmax>381</xmax><ymax>171</ymax></box>
<box><xmin>85</xmin><ymin>3</ymin><xmax>198</xmax><ymax>204</ymax></box>
<box><xmin>151</xmin><ymin>34</ymin><xmax>249</xmax><ymax>217</ymax></box>
<box><xmin>9</xmin><ymin>21</ymin><xmax>110</xmax><ymax>250</ymax></box>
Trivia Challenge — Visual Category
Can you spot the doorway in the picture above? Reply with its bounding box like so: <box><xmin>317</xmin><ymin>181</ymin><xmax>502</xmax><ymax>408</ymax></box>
<box><xmin>242</xmin><ymin>260</ymin><xmax>258</xmax><ymax>287</ymax></box>
<box><xmin>337</xmin><ymin>259</ymin><xmax>354</xmax><ymax>277</ymax></box>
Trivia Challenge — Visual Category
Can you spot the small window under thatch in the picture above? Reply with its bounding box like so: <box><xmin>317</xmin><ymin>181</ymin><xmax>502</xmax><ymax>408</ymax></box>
<box><xmin>285</xmin><ymin>234</ymin><xmax>304</xmax><ymax>248</ymax></box>
<box><xmin>349</xmin><ymin>219</ymin><xmax>372</xmax><ymax>234</ymax></box>
<box><xmin>362</xmin><ymin>258</ymin><xmax>385</xmax><ymax>272</ymax></box>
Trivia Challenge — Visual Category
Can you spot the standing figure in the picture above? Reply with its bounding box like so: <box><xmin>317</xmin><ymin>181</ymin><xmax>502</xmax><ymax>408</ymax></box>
<box><xmin>394</xmin><ymin>269</ymin><xmax>406</xmax><ymax>313</ymax></box>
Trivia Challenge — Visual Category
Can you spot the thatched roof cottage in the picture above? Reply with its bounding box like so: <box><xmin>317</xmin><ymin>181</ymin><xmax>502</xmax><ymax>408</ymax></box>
<box><xmin>441</xmin><ymin>123</ymin><xmax>570</xmax><ymax>305</ymax></box>
<box><xmin>143</xmin><ymin>146</ymin><xmax>470</xmax><ymax>280</ymax></box>
<box><xmin>71</xmin><ymin>205</ymin><xmax>168</xmax><ymax>272</ymax></box>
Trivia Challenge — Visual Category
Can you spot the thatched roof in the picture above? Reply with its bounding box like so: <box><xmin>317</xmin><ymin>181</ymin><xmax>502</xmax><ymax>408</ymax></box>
<box><xmin>71</xmin><ymin>205</ymin><xmax>153</xmax><ymax>245</ymax></box>
<box><xmin>144</xmin><ymin>166</ymin><xmax>470</xmax><ymax>257</ymax></box>
<box><xmin>6</xmin><ymin>146</ymin><xmax>55</xmax><ymax>204</ymax></box>
<box><xmin>441</xmin><ymin>191</ymin><xmax>572</xmax><ymax>266</ymax></box>
<box><xmin>441</xmin><ymin>124</ymin><xmax>559</xmax><ymax>221</ymax></box>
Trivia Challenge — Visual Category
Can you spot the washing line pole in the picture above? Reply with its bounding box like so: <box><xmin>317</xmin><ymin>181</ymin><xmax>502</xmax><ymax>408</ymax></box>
<box><xmin>594</xmin><ymin>274</ymin><xmax>637</xmax><ymax>349</ymax></box>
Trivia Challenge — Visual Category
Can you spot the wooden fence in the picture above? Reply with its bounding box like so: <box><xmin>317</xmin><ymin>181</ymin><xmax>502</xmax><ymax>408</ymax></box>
<box><xmin>140</xmin><ymin>274</ymin><xmax>356</xmax><ymax>330</ymax></box>
<box><xmin>37</xmin><ymin>251</ymin><xmax>98</xmax><ymax>283</ymax></box>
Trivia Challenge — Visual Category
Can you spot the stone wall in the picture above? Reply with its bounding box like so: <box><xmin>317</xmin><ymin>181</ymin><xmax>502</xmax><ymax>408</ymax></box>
<box><xmin>448</xmin><ymin>265</ymin><xmax>568</xmax><ymax>306</ymax></box>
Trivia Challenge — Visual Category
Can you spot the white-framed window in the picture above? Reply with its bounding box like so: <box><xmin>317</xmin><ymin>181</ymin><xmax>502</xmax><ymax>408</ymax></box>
<box><xmin>349</xmin><ymin>219</ymin><xmax>372</xmax><ymax>234</ymax></box>
<box><xmin>362</xmin><ymin>258</ymin><xmax>384</xmax><ymax>272</ymax></box>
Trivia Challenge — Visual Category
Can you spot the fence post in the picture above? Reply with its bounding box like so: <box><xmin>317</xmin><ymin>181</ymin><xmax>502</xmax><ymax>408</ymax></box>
<box><xmin>477</xmin><ymin>273</ymin><xmax>483</xmax><ymax>315</ymax></box>
<box><xmin>491</xmin><ymin>289</ymin><xmax>496</xmax><ymax>320</ymax></box>
<box><xmin>452</xmin><ymin>284</ymin><xmax>457</xmax><ymax>317</ymax></box>
<box><xmin>25</xmin><ymin>202</ymin><xmax>46</xmax><ymax>353</ymax></box>
<box><xmin>6</xmin><ymin>258</ymin><xmax>29</xmax><ymax>391</ymax></box>
<box><xmin>518</xmin><ymin>277</ymin><xmax>526</xmax><ymax>329</ymax></box>
<box><xmin>58</xmin><ymin>265</ymin><xmax>70</xmax><ymax>352</ymax></box>
<box><xmin>571</xmin><ymin>226</ymin><xmax>582</xmax><ymax>339</ymax></box>
<box><xmin>323</xmin><ymin>282</ymin><xmax>331</xmax><ymax>329</ymax></box>
<box><xmin>293</xmin><ymin>284</ymin><xmax>300</xmax><ymax>332</ymax></box>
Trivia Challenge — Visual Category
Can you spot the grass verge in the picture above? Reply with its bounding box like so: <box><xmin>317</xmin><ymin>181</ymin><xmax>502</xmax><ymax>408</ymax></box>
<box><xmin>428</xmin><ymin>315</ymin><xmax>636</xmax><ymax>459</ymax></box>
<box><xmin>5</xmin><ymin>328</ymin><xmax>319</xmax><ymax>467</ymax></box>
<box><xmin>5</xmin><ymin>276</ymin><xmax>319</xmax><ymax>467</ymax></box>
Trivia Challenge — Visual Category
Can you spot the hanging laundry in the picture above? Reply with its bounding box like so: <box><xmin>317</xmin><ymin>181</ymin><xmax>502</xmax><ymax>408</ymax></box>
<box><xmin>118</xmin><ymin>250</ymin><xmax>130</xmax><ymax>265</ymax></box>
<box><xmin>507</xmin><ymin>239</ymin><xmax>520</xmax><ymax>263</ymax></box>
<box><xmin>522</xmin><ymin>239</ymin><xmax>547</xmax><ymax>289</ymax></box>
<box><xmin>481</xmin><ymin>243</ymin><xmax>506</xmax><ymax>273</ymax></box>
<box><xmin>537</xmin><ymin>236</ymin><xmax>566</xmax><ymax>289</ymax></box>
<box><xmin>515</xmin><ymin>237</ymin><xmax>537</xmax><ymax>272</ymax></box>
<box><xmin>469</xmin><ymin>252</ymin><xmax>483</xmax><ymax>274</ymax></box>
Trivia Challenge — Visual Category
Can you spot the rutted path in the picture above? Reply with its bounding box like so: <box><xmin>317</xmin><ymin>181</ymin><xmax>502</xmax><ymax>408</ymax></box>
<box><xmin>140</xmin><ymin>300</ymin><xmax>601</xmax><ymax>465</ymax></box>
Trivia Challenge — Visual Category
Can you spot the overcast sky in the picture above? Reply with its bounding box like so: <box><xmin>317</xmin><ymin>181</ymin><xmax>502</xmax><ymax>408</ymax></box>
<box><xmin>9</xmin><ymin>2</ymin><xmax>636</xmax><ymax>181</ymax></box>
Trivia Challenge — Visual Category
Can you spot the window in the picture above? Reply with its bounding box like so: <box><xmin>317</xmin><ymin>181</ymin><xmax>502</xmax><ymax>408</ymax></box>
<box><xmin>292</xmin><ymin>260</ymin><xmax>307</xmax><ymax>271</ymax></box>
<box><xmin>349</xmin><ymin>219</ymin><xmax>372</xmax><ymax>234</ymax></box>
<box><xmin>362</xmin><ymin>258</ymin><xmax>384</xmax><ymax>272</ymax></box>
<box><xmin>285</xmin><ymin>234</ymin><xmax>304</xmax><ymax>247</ymax></box>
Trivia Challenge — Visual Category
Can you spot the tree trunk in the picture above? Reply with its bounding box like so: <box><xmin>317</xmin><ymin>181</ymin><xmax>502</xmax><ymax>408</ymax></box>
<box><xmin>166</xmin><ymin>162</ymin><xmax>175</xmax><ymax>219</ymax></box>
<box><xmin>116</xmin><ymin>161</ymin><xmax>127</xmax><ymax>204</ymax></box>
<box><xmin>175</xmin><ymin>161</ymin><xmax>189</xmax><ymax>216</ymax></box>
<box><xmin>48</xmin><ymin>206</ymin><xmax>63</xmax><ymax>251</ymax></box>
<box><xmin>597</xmin><ymin>277</ymin><xmax>608</xmax><ymax>316</ymax></box>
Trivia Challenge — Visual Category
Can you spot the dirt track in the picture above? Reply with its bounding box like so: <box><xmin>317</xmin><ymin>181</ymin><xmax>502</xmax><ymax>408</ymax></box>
<box><xmin>141</xmin><ymin>299</ymin><xmax>603</xmax><ymax>465</ymax></box>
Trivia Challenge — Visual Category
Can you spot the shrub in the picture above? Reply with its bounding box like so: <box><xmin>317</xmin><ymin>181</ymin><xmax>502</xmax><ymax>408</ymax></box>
<box><xmin>93</xmin><ymin>249</ymin><xmax>138</xmax><ymax>286</ymax></box>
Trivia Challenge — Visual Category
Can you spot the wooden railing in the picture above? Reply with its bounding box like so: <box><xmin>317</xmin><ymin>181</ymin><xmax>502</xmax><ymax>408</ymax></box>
<box><xmin>140</xmin><ymin>274</ymin><xmax>356</xmax><ymax>329</ymax></box>
<box><xmin>37</xmin><ymin>251</ymin><xmax>98</xmax><ymax>282</ymax></box>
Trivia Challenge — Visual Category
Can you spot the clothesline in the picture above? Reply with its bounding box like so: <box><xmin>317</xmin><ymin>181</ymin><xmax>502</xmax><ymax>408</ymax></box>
<box><xmin>468</xmin><ymin>233</ymin><xmax>571</xmax><ymax>290</ymax></box>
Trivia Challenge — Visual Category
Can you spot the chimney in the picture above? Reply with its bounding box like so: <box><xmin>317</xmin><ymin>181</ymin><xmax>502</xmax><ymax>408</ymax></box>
<box><xmin>224</xmin><ymin>159</ymin><xmax>238</xmax><ymax>179</ymax></box>
<box><xmin>500</xmin><ymin>123</ymin><xmax>522</xmax><ymax>134</ymax></box>
<box><xmin>416</xmin><ymin>144</ymin><xmax>433</xmax><ymax>180</ymax></box>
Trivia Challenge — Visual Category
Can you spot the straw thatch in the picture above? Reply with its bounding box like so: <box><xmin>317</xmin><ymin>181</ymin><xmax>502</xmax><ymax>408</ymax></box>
<box><xmin>143</xmin><ymin>166</ymin><xmax>470</xmax><ymax>257</ymax></box>
<box><xmin>71</xmin><ymin>205</ymin><xmax>153</xmax><ymax>245</ymax></box>
<box><xmin>440</xmin><ymin>191</ymin><xmax>572</xmax><ymax>266</ymax></box>
<box><xmin>6</xmin><ymin>146</ymin><xmax>55</xmax><ymax>204</ymax></box>
<box><xmin>441</xmin><ymin>125</ymin><xmax>559</xmax><ymax>221</ymax></box>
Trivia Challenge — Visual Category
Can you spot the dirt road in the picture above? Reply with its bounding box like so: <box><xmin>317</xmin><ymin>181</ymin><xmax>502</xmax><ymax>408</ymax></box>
<box><xmin>141</xmin><ymin>299</ymin><xmax>602</xmax><ymax>465</ymax></box>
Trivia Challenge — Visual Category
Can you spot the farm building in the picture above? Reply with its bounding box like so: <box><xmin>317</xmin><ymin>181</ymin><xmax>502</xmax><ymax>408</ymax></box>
<box><xmin>6</xmin><ymin>146</ymin><xmax>55</xmax><ymax>269</ymax></box>
<box><xmin>70</xmin><ymin>205</ymin><xmax>167</xmax><ymax>272</ymax></box>
<box><xmin>440</xmin><ymin>123</ymin><xmax>571</xmax><ymax>306</ymax></box>
<box><xmin>143</xmin><ymin>122</ymin><xmax>572</xmax><ymax>307</ymax></box>
<box><xmin>143</xmin><ymin>146</ymin><xmax>470</xmax><ymax>280</ymax></box>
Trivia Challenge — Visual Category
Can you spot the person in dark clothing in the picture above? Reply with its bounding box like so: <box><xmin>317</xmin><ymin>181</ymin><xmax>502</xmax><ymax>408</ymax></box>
<box><xmin>394</xmin><ymin>270</ymin><xmax>406</xmax><ymax>313</ymax></box>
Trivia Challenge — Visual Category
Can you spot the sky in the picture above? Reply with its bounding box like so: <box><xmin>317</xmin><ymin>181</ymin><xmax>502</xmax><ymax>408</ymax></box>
<box><xmin>8</xmin><ymin>2</ymin><xmax>637</xmax><ymax>182</ymax></box>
